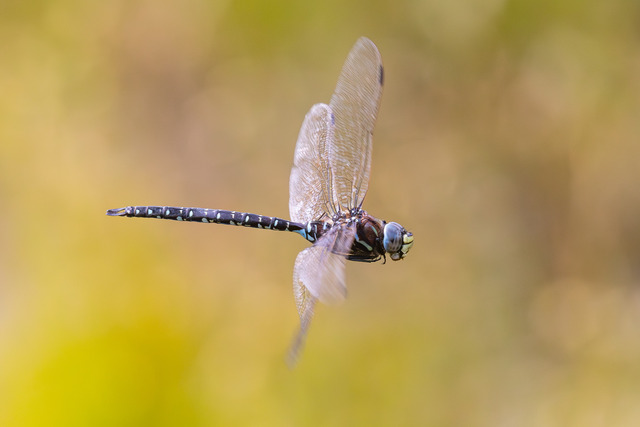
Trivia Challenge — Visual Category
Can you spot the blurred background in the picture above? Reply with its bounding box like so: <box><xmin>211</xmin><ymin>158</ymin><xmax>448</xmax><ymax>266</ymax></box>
<box><xmin>1</xmin><ymin>0</ymin><xmax>639</xmax><ymax>425</ymax></box>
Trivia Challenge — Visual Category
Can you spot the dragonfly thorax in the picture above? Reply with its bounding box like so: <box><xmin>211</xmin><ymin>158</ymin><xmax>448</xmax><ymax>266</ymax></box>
<box><xmin>300</xmin><ymin>209</ymin><xmax>412</xmax><ymax>263</ymax></box>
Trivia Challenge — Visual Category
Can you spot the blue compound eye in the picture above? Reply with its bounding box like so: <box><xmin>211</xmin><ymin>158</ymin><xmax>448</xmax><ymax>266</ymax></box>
<box><xmin>383</xmin><ymin>222</ymin><xmax>414</xmax><ymax>261</ymax></box>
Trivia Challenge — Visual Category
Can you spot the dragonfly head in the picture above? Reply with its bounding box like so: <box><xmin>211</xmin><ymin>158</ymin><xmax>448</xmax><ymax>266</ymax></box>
<box><xmin>383</xmin><ymin>222</ymin><xmax>414</xmax><ymax>261</ymax></box>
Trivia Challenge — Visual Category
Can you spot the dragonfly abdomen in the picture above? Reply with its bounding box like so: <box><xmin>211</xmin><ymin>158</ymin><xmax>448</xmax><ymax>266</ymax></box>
<box><xmin>106</xmin><ymin>206</ymin><xmax>306</xmax><ymax>232</ymax></box>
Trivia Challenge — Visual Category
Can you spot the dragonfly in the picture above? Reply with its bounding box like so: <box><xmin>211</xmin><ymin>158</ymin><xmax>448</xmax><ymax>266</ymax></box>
<box><xmin>107</xmin><ymin>37</ymin><xmax>414</xmax><ymax>364</ymax></box>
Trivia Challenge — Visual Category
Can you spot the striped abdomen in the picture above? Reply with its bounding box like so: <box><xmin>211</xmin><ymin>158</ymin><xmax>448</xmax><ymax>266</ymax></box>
<box><xmin>106</xmin><ymin>206</ymin><xmax>306</xmax><ymax>233</ymax></box>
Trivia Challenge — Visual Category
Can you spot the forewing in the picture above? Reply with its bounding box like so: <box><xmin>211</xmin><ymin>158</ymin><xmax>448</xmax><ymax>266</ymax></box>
<box><xmin>289</xmin><ymin>103</ymin><xmax>336</xmax><ymax>223</ymax></box>
<box><xmin>329</xmin><ymin>37</ymin><xmax>383</xmax><ymax>211</ymax></box>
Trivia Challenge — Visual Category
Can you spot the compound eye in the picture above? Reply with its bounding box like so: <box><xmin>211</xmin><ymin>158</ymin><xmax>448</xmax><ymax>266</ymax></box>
<box><xmin>383</xmin><ymin>222</ymin><xmax>414</xmax><ymax>261</ymax></box>
<box><xmin>383</xmin><ymin>222</ymin><xmax>403</xmax><ymax>254</ymax></box>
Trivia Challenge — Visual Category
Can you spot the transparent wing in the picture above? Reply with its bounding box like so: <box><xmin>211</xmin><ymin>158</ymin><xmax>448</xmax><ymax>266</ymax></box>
<box><xmin>329</xmin><ymin>37</ymin><xmax>383</xmax><ymax>211</ymax></box>
<box><xmin>287</xmin><ymin>226</ymin><xmax>356</xmax><ymax>365</ymax></box>
<box><xmin>294</xmin><ymin>225</ymin><xmax>355</xmax><ymax>305</ymax></box>
<box><xmin>287</xmin><ymin>266</ymin><xmax>316</xmax><ymax>367</ymax></box>
<box><xmin>289</xmin><ymin>103</ymin><xmax>336</xmax><ymax>223</ymax></box>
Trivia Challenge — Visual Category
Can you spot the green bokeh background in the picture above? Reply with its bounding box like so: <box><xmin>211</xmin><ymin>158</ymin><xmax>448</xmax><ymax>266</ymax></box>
<box><xmin>1</xmin><ymin>1</ymin><xmax>639</xmax><ymax>425</ymax></box>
